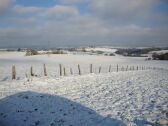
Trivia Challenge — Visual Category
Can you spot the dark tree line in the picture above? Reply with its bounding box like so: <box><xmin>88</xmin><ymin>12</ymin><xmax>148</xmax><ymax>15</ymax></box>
<box><xmin>152</xmin><ymin>53</ymin><xmax>168</xmax><ymax>60</ymax></box>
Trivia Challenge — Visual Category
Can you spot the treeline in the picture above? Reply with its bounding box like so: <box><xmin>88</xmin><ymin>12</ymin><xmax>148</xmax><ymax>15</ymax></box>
<box><xmin>115</xmin><ymin>48</ymin><xmax>162</xmax><ymax>57</ymax></box>
<box><xmin>152</xmin><ymin>53</ymin><xmax>168</xmax><ymax>60</ymax></box>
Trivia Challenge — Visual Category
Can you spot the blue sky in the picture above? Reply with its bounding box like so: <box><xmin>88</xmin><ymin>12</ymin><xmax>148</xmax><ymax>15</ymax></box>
<box><xmin>0</xmin><ymin>0</ymin><xmax>168</xmax><ymax>48</ymax></box>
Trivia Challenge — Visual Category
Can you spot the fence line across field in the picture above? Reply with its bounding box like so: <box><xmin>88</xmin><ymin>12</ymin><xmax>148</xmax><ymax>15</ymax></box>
<box><xmin>10</xmin><ymin>64</ymin><xmax>161</xmax><ymax>80</ymax></box>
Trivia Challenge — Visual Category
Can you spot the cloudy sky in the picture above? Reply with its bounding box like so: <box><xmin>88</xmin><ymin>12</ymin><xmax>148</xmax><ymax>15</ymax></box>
<box><xmin>0</xmin><ymin>0</ymin><xmax>168</xmax><ymax>48</ymax></box>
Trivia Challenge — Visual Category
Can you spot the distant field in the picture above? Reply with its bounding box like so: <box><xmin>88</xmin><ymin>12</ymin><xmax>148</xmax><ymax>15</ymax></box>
<box><xmin>0</xmin><ymin>51</ymin><xmax>168</xmax><ymax>81</ymax></box>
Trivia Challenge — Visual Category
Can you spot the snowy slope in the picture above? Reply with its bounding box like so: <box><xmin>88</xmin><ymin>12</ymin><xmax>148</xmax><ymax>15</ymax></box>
<box><xmin>0</xmin><ymin>52</ymin><xmax>168</xmax><ymax>81</ymax></box>
<box><xmin>85</xmin><ymin>47</ymin><xmax>117</xmax><ymax>53</ymax></box>
<box><xmin>149</xmin><ymin>50</ymin><xmax>168</xmax><ymax>54</ymax></box>
<box><xmin>0</xmin><ymin>69</ymin><xmax>168</xmax><ymax>126</ymax></box>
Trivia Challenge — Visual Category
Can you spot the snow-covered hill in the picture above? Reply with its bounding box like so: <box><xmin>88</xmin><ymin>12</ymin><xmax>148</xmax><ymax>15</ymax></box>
<box><xmin>0</xmin><ymin>51</ymin><xmax>168</xmax><ymax>81</ymax></box>
<box><xmin>0</xmin><ymin>69</ymin><xmax>168</xmax><ymax>126</ymax></box>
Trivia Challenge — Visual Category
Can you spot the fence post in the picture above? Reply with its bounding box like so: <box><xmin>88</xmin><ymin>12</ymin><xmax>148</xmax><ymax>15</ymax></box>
<box><xmin>30</xmin><ymin>66</ymin><xmax>34</xmax><ymax>76</ymax></box>
<box><xmin>90</xmin><ymin>64</ymin><xmax>93</xmax><ymax>73</ymax></box>
<box><xmin>43</xmin><ymin>64</ymin><xmax>47</xmax><ymax>76</ymax></box>
<box><xmin>137</xmin><ymin>66</ymin><xmax>138</xmax><ymax>70</ymax></box>
<box><xmin>78</xmin><ymin>64</ymin><xmax>81</xmax><ymax>75</ymax></box>
<box><xmin>99</xmin><ymin>66</ymin><xmax>101</xmax><ymax>73</ymax></box>
<box><xmin>126</xmin><ymin>65</ymin><xmax>128</xmax><ymax>71</ymax></box>
<box><xmin>59</xmin><ymin>64</ymin><xmax>62</xmax><ymax>76</ymax></box>
<box><xmin>109</xmin><ymin>65</ymin><xmax>111</xmax><ymax>72</ymax></box>
<box><xmin>63</xmin><ymin>67</ymin><xmax>66</xmax><ymax>76</ymax></box>
<box><xmin>12</xmin><ymin>65</ymin><xmax>16</xmax><ymax>80</ymax></box>
<box><xmin>117</xmin><ymin>64</ymin><xmax>118</xmax><ymax>72</ymax></box>
<box><xmin>70</xmin><ymin>68</ymin><xmax>73</xmax><ymax>75</ymax></box>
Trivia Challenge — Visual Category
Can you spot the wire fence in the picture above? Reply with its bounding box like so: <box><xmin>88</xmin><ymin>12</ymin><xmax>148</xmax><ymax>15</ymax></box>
<box><xmin>10</xmin><ymin>64</ymin><xmax>164</xmax><ymax>80</ymax></box>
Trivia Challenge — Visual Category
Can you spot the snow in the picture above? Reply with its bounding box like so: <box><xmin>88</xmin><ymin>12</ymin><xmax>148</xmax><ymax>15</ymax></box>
<box><xmin>0</xmin><ymin>51</ymin><xmax>168</xmax><ymax>126</ymax></box>
<box><xmin>149</xmin><ymin>50</ymin><xmax>168</xmax><ymax>54</ymax></box>
<box><xmin>85</xmin><ymin>47</ymin><xmax>117</xmax><ymax>53</ymax></box>
<box><xmin>0</xmin><ymin>70</ymin><xmax>168</xmax><ymax>126</ymax></box>
<box><xmin>0</xmin><ymin>51</ymin><xmax>167</xmax><ymax>81</ymax></box>
<box><xmin>0</xmin><ymin>51</ymin><xmax>25</xmax><ymax>58</ymax></box>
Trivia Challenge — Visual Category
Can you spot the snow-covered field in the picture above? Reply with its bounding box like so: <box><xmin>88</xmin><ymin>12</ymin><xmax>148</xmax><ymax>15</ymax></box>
<box><xmin>85</xmin><ymin>47</ymin><xmax>117</xmax><ymax>53</ymax></box>
<box><xmin>149</xmin><ymin>50</ymin><xmax>168</xmax><ymax>54</ymax></box>
<box><xmin>0</xmin><ymin>51</ymin><xmax>168</xmax><ymax>126</ymax></box>
<box><xmin>0</xmin><ymin>51</ymin><xmax>167</xmax><ymax>81</ymax></box>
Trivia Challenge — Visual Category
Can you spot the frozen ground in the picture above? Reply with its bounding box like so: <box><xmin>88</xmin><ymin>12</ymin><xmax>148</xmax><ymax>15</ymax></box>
<box><xmin>0</xmin><ymin>51</ymin><xmax>168</xmax><ymax>126</ymax></box>
<box><xmin>0</xmin><ymin>70</ymin><xmax>168</xmax><ymax>126</ymax></box>
<box><xmin>0</xmin><ymin>51</ymin><xmax>167</xmax><ymax>81</ymax></box>
<box><xmin>85</xmin><ymin>47</ymin><xmax>117</xmax><ymax>53</ymax></box>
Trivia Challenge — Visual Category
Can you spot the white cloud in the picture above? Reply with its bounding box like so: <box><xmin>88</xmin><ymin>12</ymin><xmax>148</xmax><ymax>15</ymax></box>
<box><xmin>0</xmin><ymin>0</ymin><xmax>13</xmax><ymax>15</ymax></box>
<box><xmin>14</xmin><ymin>5</ymin><xmax>44</xmax><ymax>14</ymax></box>
<box><xmin>0</xmin><ymin>0</ymin><xmax>168</xmax><ymax>47</ymax></box>
<box><xmin>58</xmin><ymin>0</ymin><xmax>89</xmax><ymax>4</ymax></box>
<box><xmin>0</xmin><ymin>15</ymin><xmax>168</xmax><ymax>47</ymax></box>
<box><xmin>90</xmin><ymin>0</ymin><xmax>159</xmax><ymax>24</ymax></box>
<box><xmin>91</xmin><ymin>0</ymin><xmax>158</xmax><ymax>13</ymax></box>
<box><xmin>0</xmin><ymin>27</ymin><xmax>39</xmax><ymax>37</ymax></box>
<box><xmin>13</xmin><ymin>5</ymin><xmax>79</xmax><ymax>19</ymax></box>
<box><xmin>43</xmin><ymin>5</ymin><xmax>79</xmax><ymax>18</ymax></box>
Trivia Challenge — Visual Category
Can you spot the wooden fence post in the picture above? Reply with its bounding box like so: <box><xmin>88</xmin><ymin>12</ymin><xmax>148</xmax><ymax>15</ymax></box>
<box><xmin>63</xmin><ymin>67</ymin><xmax>66</xmax><ymax>76</ymax></box>
<box><xmin>130</xmin><ymin>66</ymin><xmax>132</xmax><ymax>71</ymax></box>
<box><xmin>126</xmin><ymin>65</ymin><xmax>128</xmax><ymax>71</ymax></box>
<box><xmin>117</xmin><ymin>64</ymin><xmax>118</xmax><ymax>72</ymax></box>
<box><xmin>12</xmin><ymin>65</ymin><xmax>16</xmax><ymax>80</ymax></box>
<box><xmin>99</xmin><ymin>66</ymin><xmax>101</xmax><ymax>73</ymax></box>
<box><xmin>70</xmin><ymin>68</ymin><xmax>73</xmax><ymax>75</ymax></box>
<box><xmin>109</xmin><ymin>65</ymin><xmax>111</xmax><ymax>72</ymax></box>
<box><xmin>90</xmin><ymin>64</ymin><xmax>93</xmax><ymax>73</ymax></box>
<box><xmin>59</xmin><ymin>64</ymin><xmax>62</xmax><ymax>76</ymax></box>
<box><xmin>30</xmin><ymin>66</ymin><xmax>34</xmax><ymax>76</ymax></box>
<box><xmin>78</xmin><ymin>64</ymin><xmax>81</xmax><ymax>75</ymax></box>
<box><xmin>43</xmin><ymin>64</ymin><xmax>47</xmax><ymax>76</ymax></box>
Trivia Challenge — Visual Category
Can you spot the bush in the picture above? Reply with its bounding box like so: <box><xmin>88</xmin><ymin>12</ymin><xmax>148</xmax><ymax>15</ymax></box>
<box><xmin>51</xmin><ymin>50</ymin><xmax>66</xmax><ymax>54</ymax></box>
<box><xmin>109</xmin><ymin>53</ymin><xmax>115</xmax><ymax>56</ymax></box>
<box><xmin>68</xmin><ymin>48</ymin><xmax>77</xmax><ymax>52</ymax></box>
<box><xmin>80</xmin><ymin>48</ymin><xmax>87</xmax><ymax>52</ymax></box>
<box><xmin>25</xmin><ymin>49</ymin><xmax>38</xmax><ymax>56</ymax></box>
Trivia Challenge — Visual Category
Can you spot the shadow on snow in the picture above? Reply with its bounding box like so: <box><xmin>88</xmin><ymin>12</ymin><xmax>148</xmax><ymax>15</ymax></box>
<box><xmin>0</xmin><ymin>91</ymin><xmax>126</xmax><ymax>126</ymax></box>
